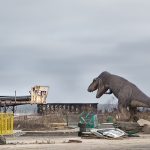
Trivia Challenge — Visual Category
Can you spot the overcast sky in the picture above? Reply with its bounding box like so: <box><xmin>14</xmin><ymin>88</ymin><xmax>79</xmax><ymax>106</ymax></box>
<box><xmin>0</xmin><ymin>0</ymin><xmax>150</xmax><ymax>103</ymax></box>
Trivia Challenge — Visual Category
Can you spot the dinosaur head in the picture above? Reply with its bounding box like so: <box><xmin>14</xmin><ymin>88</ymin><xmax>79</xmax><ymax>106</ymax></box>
<box><xmin>87</xmin><ymin>77</ymin><xmax>108</xmax><ymax>98</ymax></box>
<box><xmin>87</xmin><ymin>77</ymin><xmax>99</xmax><ymax>92</ymax></box>
<box><xmin>88</xmin><ymin>71</ymin><xmax>110</xmax><ymax>98</ymax></box>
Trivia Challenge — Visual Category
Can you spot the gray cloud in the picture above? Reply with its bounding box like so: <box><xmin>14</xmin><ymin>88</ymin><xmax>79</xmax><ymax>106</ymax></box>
<box><xmin>0</xmin><ymin>0</ymin><xmax>150</xmax><ymax>103</ymax></box>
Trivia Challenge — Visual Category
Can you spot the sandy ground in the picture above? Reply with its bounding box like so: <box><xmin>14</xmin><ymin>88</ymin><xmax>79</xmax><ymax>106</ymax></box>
<box><xmin>0</xmin><ymin>134</ymin><xmax>150</xmax><ymax>150</ymax></box>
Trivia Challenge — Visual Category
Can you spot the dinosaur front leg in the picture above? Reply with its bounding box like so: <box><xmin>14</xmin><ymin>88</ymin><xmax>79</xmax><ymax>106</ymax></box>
<box><xmin>116</xmin><ymin>86</ymin><xmax>132</xmax><ymax>121</ymax></box>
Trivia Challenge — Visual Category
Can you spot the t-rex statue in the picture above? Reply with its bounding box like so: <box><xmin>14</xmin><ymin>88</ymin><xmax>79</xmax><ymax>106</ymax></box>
<box><xmin>87</xmin><ymin>71</ymin><xmax>150</xmax><ymax>121</ymax></box>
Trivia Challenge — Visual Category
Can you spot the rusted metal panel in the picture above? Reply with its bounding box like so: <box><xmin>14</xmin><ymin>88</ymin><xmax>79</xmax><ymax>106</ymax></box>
<box><xmin>0</xmin><ymin>96</ymin><xmax>31</xmax><ymax>102</ymax></box>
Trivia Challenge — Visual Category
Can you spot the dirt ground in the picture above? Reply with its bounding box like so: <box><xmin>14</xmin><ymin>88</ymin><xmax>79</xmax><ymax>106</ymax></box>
<box><xmin>1</xmin><ymin>134</ymin><xmax>150</xmax><ymax>150</ymax></box>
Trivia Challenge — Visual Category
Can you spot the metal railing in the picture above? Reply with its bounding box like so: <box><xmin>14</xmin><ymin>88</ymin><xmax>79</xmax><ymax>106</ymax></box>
<box><xmin>0</xmin><ymin>113</ymin><xmax>13</xmax><ymax>135</ymax></box>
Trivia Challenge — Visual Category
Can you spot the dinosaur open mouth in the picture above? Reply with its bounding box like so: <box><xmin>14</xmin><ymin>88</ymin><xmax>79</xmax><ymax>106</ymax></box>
<box><xmin>96</xmin><ymin>88</ymin><xmax>103</xmax><ymax>98</ymax></box>
<box><xmin>96</xmin><ymin>87</ymin><xmax>108</xmax><ymax>98</ymax></box>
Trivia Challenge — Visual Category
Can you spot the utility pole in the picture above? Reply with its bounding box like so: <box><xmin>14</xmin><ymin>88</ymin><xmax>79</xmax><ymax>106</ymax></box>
<box><xmin>15</xmin><ymin>90</ymin><xmax>16</xmax><ymax>103</ymax></box>
<box><xmin>13</xmin><ymin>90</ymin><xmax>17</xmax><ymax>114</ymax></box>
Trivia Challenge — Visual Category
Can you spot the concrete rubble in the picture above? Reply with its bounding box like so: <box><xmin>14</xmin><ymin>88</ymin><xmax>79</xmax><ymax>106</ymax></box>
<box><xmin>137</xmin><ymin>119</ymin><xmax>150</xmax><ymax>134</ymax></box>
<box><xmin>137</xmin><ymin>119</ymin><xmax>150</xmax><ymax>126</ymax></box>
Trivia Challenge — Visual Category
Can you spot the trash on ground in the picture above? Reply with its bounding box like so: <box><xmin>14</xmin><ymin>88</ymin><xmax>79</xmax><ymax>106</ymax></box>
<box><xmin>90</xmin><ymin>128</ymin><xmax>126</xmax><ymax>138</ymax></box>
<box><xmin>68</xmin><ymin>139</ymin><xmax>82</xmax><ymax>143</ymax></box>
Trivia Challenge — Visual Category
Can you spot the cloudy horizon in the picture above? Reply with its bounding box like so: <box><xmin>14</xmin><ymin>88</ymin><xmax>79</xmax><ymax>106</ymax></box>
<box><xmin>0</xmin><ymin>0</ymin><xmax>150</xmax><ymax>104</ymax></box>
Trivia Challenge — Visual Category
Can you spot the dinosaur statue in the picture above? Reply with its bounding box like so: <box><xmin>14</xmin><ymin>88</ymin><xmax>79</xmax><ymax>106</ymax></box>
<box><xmin>88</xmin><ymin>71</ymin><xmax>150</xmax><ymax>121</ymax></box>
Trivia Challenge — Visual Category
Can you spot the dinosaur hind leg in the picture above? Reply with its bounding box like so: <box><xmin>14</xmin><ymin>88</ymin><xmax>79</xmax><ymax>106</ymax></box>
<box><xmin>116</xmin><ymin>103</ymin><xmax>131</xmax><ymax>121</ymax></box>
<box><xmin>129</xmin><ymin>106</ymin><xmax>139</xmax><ymax>121</ymax></box>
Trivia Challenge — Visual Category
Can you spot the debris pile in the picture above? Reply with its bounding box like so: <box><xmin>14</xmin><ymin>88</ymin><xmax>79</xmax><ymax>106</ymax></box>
<box><xmin>90</xmin><ymin>128</ymin><xmax>126</xmax><ymax>138</ymax></box>
<box><xmin>137</xmin><ymin>119</ymin><xmax>150</xmax><ymax>134</ymax></box>
<box><xmin>81</xmin><ymin>127</ymin><xmax>126</xmax><ymax>139</ymax></box>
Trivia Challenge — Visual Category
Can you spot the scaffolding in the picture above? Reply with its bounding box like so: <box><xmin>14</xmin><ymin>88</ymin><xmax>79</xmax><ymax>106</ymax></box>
<box><xmin>0</xmin><ymin>85</ymin><xmax>49</xmax><ymax>113</ymax></box>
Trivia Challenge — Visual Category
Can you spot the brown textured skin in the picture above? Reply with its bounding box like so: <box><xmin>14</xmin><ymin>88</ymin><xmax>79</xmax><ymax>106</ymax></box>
<box><xmin>88</xmin><ymin>71</ymin><xmax>150</xmax><ymax>121</ymax></box>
